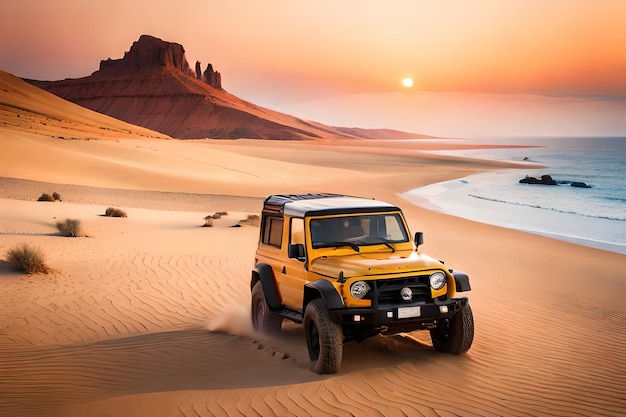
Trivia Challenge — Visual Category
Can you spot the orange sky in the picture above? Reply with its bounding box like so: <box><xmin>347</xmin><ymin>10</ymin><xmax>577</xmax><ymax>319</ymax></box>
<box><xmin>1</xmin><ymin>0</ymin><xmax>625</xmax><ymax>136</ymax></box>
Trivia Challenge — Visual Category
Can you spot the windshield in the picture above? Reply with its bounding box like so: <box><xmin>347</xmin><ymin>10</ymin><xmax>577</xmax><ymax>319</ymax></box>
<box><xmin>310</xmin><ymin>213</ymin><xmax>409</xmax><ymax>249</ymax></box>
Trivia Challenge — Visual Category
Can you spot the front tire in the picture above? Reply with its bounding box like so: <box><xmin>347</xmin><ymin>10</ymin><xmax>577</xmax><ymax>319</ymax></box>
<box><xmin>430</xmin><ymin>303</ymin><xmax>474</xmax><ymax>354</ymax></box>
<box><xmin>251</xmin><ymin>281</ymin><xmax>282</xmax><ymax>335</ymax></box>
<box><xmin>304</xmin><ymin>299</ymin><xmax>343</xmax><ymax>374</ymax></box>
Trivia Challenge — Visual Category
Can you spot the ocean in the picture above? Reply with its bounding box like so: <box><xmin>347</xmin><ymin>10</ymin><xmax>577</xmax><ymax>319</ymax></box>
<box><xmin>402</xmin><ymin>137</ymin><xmax>626</xmax><ymax>255</ymax></box>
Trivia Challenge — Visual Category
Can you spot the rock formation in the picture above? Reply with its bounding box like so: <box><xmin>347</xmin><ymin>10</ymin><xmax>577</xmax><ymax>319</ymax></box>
<box><xmin>195</xmin><ymin>61</ymin><xmax>202</xmax><ymax>80</ymax></box>
<box><xmin>202</xmin><ymin>63</ymin><xmax>221</xmax><ymax>89</ymax></box>
<box><xmin>98</xmin><ymin>35</ymin><xmax>195</xmax><ymax>77</ymax></box>
<box><xmin>519</xmin><ymin>175</ymin><xmax>557</xmax><ymax>185</ymax></box>
<box><xmin>37</xmin><ymin>35</ymin><xmax>423</xmax><ymax>140</ymax></box>
<box><xmin>519</xmin><ymin>176</ymin><xmax>593</xmax><ymax>188</ymax></box>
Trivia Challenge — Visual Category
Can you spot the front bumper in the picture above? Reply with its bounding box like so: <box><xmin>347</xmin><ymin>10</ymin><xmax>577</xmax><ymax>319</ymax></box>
<box><xmin>329</xmin><ymin>297</ymin><xmax>468</xmax><ymax>337</ymax></box>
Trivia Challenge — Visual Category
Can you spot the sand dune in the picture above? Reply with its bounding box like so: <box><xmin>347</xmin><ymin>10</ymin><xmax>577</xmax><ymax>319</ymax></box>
<box><xmin>1</xmin><ymin>76</ymin><xmax>625</xmax><ymax>416</ymax></box>
<box><xmin>0</xmin><ymin>70</ymin><xmax>167</xmax><ymax>140</ymax></box>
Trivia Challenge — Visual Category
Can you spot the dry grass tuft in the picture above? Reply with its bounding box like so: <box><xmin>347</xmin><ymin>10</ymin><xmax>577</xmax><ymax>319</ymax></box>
<box><xmin>238</xmin><ymin>214</ymin><xmax>260</xmax><ymax>227</ymax></box>
<box><xmin>37</xmin><ymin>193</ymin><xmax>55</xmax><ymax>202</ymax></box>
<box><xmin>203</xmin><ymin>211</ymin><xmax>229</xmax><ymax>226</ymax></box>
<box><xmin>56</xmin><ymin>218</ymin><xmax>84</xmax><ymax>237</ymax></box>
<box><xmin>6</xmin><ymin>243</ymin><xmax>51</xmax><ymax>274</ymax></box>
<box><xmin>38</xmin><ymin>192</ymin><xmax>62</xmax><ymax>202</ymax></box>
<box><xmin>105</xmin><ymin>207</ymin><xmax>127</xmax><ymax>218</ymax></box>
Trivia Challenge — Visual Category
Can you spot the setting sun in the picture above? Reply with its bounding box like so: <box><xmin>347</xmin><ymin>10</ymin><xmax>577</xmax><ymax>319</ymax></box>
<box><xmin>402</xmin><ymin>77</ymin><xmax>413</xmax><ymax>88</ymax></box>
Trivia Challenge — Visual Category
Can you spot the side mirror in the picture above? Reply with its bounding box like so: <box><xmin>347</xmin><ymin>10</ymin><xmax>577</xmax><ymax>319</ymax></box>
<box><xmin>414</xmin><ymin>232</ymin><xmax>424</xmax><ymax>248</ymax></box>
<box><xmin>288</xmin><ymin>243</ymin><xmax>305</xmax><ymax>259</ymax></box>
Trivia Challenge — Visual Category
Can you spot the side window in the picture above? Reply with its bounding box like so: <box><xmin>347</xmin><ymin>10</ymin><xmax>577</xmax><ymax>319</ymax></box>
<box><xmin>290</xmin><ymin>218</ymin><xmax>305</xmax><ymax>245</ymax></box>
<box><xmin>262</xmin><ymin>216</ymin><xmax>284</xmax><ymax>247</ymax></box>
<box><xmin>384</xmin><ymin>214</ymin><xmax>408</xmax><ymax>241</ymax></box>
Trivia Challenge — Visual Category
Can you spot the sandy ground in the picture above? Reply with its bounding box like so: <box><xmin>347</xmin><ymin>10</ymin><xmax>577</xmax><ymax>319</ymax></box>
<box><xmin>1</xmin><ymin>72</ymin><xmax>625</xmax><ymax>416</ymax></box>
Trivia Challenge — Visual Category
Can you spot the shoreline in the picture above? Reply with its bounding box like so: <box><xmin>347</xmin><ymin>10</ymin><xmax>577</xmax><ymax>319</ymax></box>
<box><xmin>403</xmin><ymin>139</ymin><xmax>626</xmax><ymax>256</ymax></box>
<box><xmin>401</xmin><ymin>170</ymin><xmax>626</xmax><ymax>255</ymax></box>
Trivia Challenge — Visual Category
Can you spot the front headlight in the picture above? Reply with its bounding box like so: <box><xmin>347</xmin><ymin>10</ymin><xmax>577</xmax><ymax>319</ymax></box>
<box><xmin>429</xmin><ymin>272</ymin><xmax>446</xmax><ymax>290</ymax></box>
<box><xmin>350</xmin><ymin>281</ymin><xmax>371</xmax><ymax>299</ymax></box>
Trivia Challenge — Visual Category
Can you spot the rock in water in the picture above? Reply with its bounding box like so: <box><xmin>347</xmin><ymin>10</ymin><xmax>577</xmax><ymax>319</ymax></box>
<box><xmin>519</xmin><ymin>175</ymin><xmax>557</xmax><ymax>185</ymax></box>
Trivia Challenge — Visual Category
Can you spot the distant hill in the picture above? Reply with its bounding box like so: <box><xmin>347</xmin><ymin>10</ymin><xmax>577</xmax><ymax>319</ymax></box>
<box><xmin>334</xmin><ymin>127</ymin><xmax>436</xmax><ymax>140</ymax></box>
<box><xmin>36</xmin><ymin>35</ymin><xmax>428</xmax><ymax>140</ymax></box>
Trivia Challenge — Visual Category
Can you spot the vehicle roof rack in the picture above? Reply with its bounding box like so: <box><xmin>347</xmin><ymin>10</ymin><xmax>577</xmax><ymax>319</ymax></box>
<box><xmin>262</xmin><ymin>193</ymin><xmax>345</xmax><ymax>214</ymax></box>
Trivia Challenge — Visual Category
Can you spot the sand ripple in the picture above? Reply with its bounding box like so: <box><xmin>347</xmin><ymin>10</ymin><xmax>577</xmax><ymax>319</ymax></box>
<box><xmin>1</xmin><ymin>194</ymin><xmax>625</xmax><ymax>416</ymax></box>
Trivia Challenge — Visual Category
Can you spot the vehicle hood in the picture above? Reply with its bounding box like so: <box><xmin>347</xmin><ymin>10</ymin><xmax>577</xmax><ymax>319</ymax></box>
<box><xmin>309</xmin><ymin>250</ymin><xmax>443</xmax><ymax>279</ymax></box>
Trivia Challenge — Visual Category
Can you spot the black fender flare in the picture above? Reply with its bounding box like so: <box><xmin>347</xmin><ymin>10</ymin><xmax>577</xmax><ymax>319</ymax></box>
<box><xmin>304</xmin><ymin>279</ymin><xmax>345</xmax><ymax>310</ymax></box>
<box><xmin>452</xmin><ymin>270</ymin><xmax>471</xmax><ymax>292</ymax></box>
<box><xmin>251</xmin><ymin>263</ymin><xmax>282</xmax><ymax>310</ymax></box>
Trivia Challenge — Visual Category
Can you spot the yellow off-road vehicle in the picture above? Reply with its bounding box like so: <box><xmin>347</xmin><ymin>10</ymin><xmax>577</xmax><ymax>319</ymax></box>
<box><xmin>251</xmin><ymin>194</ymin><xmax>474</xmax><ymax>374</ymax></box>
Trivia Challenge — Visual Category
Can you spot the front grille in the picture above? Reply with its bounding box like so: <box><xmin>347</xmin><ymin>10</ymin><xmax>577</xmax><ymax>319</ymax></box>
<box><xmin>366</xmin><ymin>275</ymin><xmax>431</xmax><ymax>306</ymax></box>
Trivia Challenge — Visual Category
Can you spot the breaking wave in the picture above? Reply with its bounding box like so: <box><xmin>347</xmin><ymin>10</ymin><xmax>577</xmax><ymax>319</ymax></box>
<box><xmin>467</xmin><ymin>193</ymin><xmax>626</xmax><ymax>222</ymax></box>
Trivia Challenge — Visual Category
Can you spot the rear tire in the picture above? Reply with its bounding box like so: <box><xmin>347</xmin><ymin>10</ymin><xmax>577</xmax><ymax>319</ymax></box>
<box><xmin>304</xmin><ymin>299</ymin><xmax>343</xmax><ymax>374</ymax></box>
<box><xmin>430</xmin><ymin>303</ymin><xmax>474</xmax><ymax>354</ymax></box>
<box><xmin>251</xmin><ymin>281</ymin><xmax>282</xmax><ymax>335</ymax></box>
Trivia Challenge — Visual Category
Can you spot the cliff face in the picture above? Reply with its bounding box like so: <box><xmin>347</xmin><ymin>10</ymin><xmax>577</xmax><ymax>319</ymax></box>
<box><xmin>98</xmin><ymin>35</ymin><xmax>195</xmax><ymax>76</ymax></box>
<box><xmin>41</xmin><ymin>35</ymin><xmax>351</xmax><ymax>139</ymax></box>
<box><xmin>39</xmin><ymin>35</ymin><xmax>420</xmax><ymax>140</ymax></box>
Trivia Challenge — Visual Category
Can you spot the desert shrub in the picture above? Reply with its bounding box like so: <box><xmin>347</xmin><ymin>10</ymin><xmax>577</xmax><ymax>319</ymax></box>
<box><xmin>105</xmin><ymin>207</ymin><xmax>127</xmax><ymax>217</ymax></box>
<box><xmin>56</xmin><ymin>218</ymin><xmax>83</xmax><ymax>237</ymax></box>
<box><xmin>38</xmin><ymin>193</ymin><xmax>55</xmax><ymax>202</ymax></box>
<box><xmin>238</xmin><ymin>214</ymin><xmax>260</xmax><ymax>227</ymax></box>
<box><xmin>111</xmin><ymin>208</ymin><xmax>127</xmax><ymax>218</ymax></box>
<box><xmin>52</xmin><ymin>192</ymin><xmax>62</xmax><ymax>201</ymax></box>
<box><xmin>6</xmin><ymin>243</ymin><xmax>51</xmax><ymax>274</ymax></box>
<box><xmin>203</xmin><ymin>210</ymin><xmax>231</xmax><ymax>226</ymax></box>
